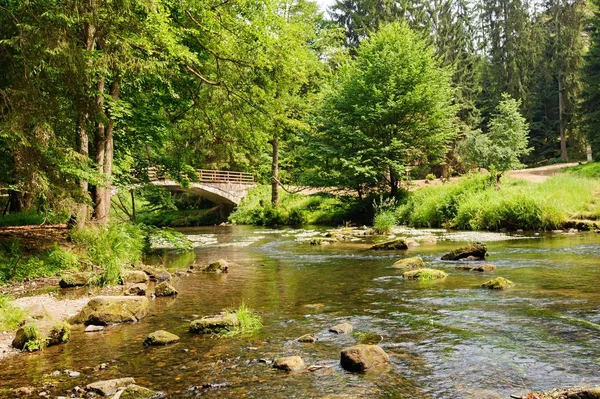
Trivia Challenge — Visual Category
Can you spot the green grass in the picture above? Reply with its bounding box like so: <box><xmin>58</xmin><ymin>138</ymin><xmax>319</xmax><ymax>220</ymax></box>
<box><xmin>563</xmin><ymin>162</ymin><xmax>600</xmax><ymax>178</ymax></box>
<box><xmin>221</xmin><ymin>303</ymin><xmax>263</xmax><ymax>337</ymax></box>
<box><xmin>22</xmin><ymin>323</ymin><xmax>45</xmax><ymax>352</ymax></box>
<box><xmin>373</xmin><ymin>210</ymin><xmax>397</xmax><ymax>234</ymax></box>
<box><xmin>398</xmin><ymin>174</ymin><xmax>600</xmax><ymax>230</ymax></box>
<box><xmin>69</xmin><ymin>223</ymin><xmax>146</xmax><ymax>286</ymax></box>
<box><xmin>0</xmin><ymin>294</ymin><xmax>26</xmax><ymax>331</ymax></box>
<box><xmin>229</xmin><ymin>185</ymin><xmax>368</xmax><ymax>226</ymax></box>
<box><xmin>0</xmin><ymin>243</ymin><xmax>80</xmax><ymax>283</ymax></box>
<box><xmin>0</xmin><ymin>211</ymin><xmax>68</xmax><ymax>227</ymax></box>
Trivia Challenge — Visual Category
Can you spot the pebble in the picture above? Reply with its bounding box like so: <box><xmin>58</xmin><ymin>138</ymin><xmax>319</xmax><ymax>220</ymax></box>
<box><xmin>68</xmin><ymin>371</ymin><xmax>80</xmax><ymax>378</ymax></box>
<box><xmin>84</xmin><ymin>325</ymin><xmax>105</xmax><ymax>333</ymax></box>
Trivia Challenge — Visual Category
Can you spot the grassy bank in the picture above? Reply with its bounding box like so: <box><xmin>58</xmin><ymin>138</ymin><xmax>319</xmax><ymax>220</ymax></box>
<box><xmin>0</xmin><ymin>223</ymin><xmax>192</xmax><ymax>286</ymax></box>
<box><xmin>228</xmin><ymin>185</ymin><xmax>372</xmax><ymax>226</ymax></box>
<box><xmin>396</xmin><ymin>173</ymin><xmax>600</xmax><ymax>230</ymax></box>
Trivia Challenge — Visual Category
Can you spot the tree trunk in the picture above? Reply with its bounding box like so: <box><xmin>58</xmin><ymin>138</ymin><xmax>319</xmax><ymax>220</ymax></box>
<box><xmin>558</xmin><ymin>75</ymin><xmax>568</xmax><ymax>161</ymax></box>
<box><xmin>100</xmin><ymin>79</ymin><xmax>119</xmax><ymax>224</ymax></box>
<box><xmin>271</xmin><ymin>132</ymin><xmax>279</xmax><ymax>206</ymax></box>
<box><xmin>389</xmin><ymin>166</ymin><xmax>398</xmax><ymax>197</ymax></box>
<box><xmin>92</xmin><ymin>76</ymin><xmax>107</xmax><ymax>223</ymax></box>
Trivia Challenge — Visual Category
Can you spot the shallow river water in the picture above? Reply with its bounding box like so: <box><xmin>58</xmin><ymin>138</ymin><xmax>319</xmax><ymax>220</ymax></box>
<box><xmin>1</xmin><ymin>226</ymin><xmax>600</xmax><ymax>399</ymax></box>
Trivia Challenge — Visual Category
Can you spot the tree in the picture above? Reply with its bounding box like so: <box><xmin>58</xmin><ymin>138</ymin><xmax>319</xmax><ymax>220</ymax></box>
<box><xmin>314</xmin><ymin>22</ymin><xmax>458</xmax><ymax>196</ymax></box>
<box><xmin>460</xmin><ymin>94</ymin><xmax>531</xmax><ymax>172</ymax></box>
<box><xmin>581</xmin><ymin>0</ymin><xmax>600</xmax><ymax>158</ymax></box>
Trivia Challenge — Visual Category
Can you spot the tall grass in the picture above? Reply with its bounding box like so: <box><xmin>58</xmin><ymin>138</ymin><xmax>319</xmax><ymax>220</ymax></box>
<box><xmin>0</xmin><ymin>243</ymin><xmax>80</xmax><ymax>283</ymax></box>
<box><xmin>0</xmin><ymin>294</ymin><xmax>26</xmax><ymax>331</ymax></box>
<box><xmin>69</xmin><ymin>223</ymin><xmax>146</xmax><ymax>285</ymax></box>
<box><xmin>221</xmin><ymin>303</ymin><xmax>263</xmax><ymax>338</ymax></box>
<box><xmin>399</xmin><ymin>174</ymin><xmax>600</xmax><ymax>230</ymax></box>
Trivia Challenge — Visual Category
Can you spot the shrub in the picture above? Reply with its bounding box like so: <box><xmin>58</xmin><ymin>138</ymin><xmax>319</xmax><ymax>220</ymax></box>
<box><xmin>425</xmin><ymin>173</ymin><xmax>436</xmax><ymax>181</ymax></box>
<box><xmin>22</xmin><ymin>323</ymin><xmax>45</xmax><ymax>352</ymax></box>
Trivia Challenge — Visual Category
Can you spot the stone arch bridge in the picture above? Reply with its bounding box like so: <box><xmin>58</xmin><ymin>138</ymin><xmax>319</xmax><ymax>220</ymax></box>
<box><xmin>150</xmin><ymin>169</ymin><xmax>255</xmax><ymax>216</ymax></box>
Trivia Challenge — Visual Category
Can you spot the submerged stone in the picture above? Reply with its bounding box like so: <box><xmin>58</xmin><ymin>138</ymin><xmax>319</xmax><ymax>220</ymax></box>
<box><xmin>481</xmin><ymin>277</ymin><xmax>514</xmax><ymax>290</ymax></box>
<box><xmin>144</xmin><ymin>330</ymin><xmax>180</xmax><ymax>346</ymax></box>
<box><xmin>402</xmin><ymin>268</ymin><xmax>447</xmax><ymax>280</ymax></box>
<box><xmin>189</xmin><ymin>314</ymin><xmax>239</xmax><ymax>334</ymax></box>
<box><xmin>120</xmin><ymin>384</ymin><xmax>162</xmax><ymax>399</ymax></box>
<box><xmin>370</xmin><ymin>238</ymin><xmax>408</xmax><ymax>251</ymax></box>
<box><xmin>456</xmin><ymin>264</ymin><xmax>496</xmax><ymax>272</ymax></box>
<box><xmin>273</xmin><ymin>356</ymin><xmax>305</xmax><ymax>371</ymax></box>
<box><xmin>340</xmin><ymin>344</ymin><xmax>390</xmax><ymax>372</ymax></box>
<box><xmin>441</xmin><ymin>243</ymin><xmax>488</xmax><ymax>261</ymax></box>
<box><xmin>70</xmin><ymin>296</ymin><xmax>149</xmax><ymax>325</ymax></box>
<box><xmin>329</xmin><ymin>322</ymin><xmax>353</xmax><ymax>334</ymax></box>
<box><xmin>392</xmin><ymin>257</ymin><xmax>424</xmax><ymax>269</ymax></box>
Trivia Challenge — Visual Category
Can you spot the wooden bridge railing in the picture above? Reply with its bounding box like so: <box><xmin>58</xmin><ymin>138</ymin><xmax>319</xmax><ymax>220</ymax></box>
<box><xmin>148</xmin><ymin>168</ymin><xmax>254</xmax><ymax>184</ymax></box>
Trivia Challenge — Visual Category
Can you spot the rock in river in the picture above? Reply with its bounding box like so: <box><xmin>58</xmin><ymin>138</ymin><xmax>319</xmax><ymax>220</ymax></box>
<box><xmin>441</xmin><ymin>243</ymin><xmax>488</xmax><ymax>261</ymax></box>
<box><xmin>402</xmin><ymin>268</ymin><xmax>447</xmax><ymax>280</ymax></box>
<box><xmin>392</xmin><ymin>257</ymin><xmax>424</xmax><ymax>269</ymax></box>
<box><xmin>154</xmin><ymin>282</ymin><xmax>178</xmax><ymax>297</ymax></box>
<box><xmin>86</xmin><ymin>377</ymin><xmax>136</xmax><ymax>396</ymax></box>
<box><xmin>297</xmin><ymin>334</ymin><xmax>317</xmax><ymax>343</ymax></box>
<box><xmin>122</xmin><ymin>270</ymin><xmax>150</xmax><ymax>284</ymax></box>
<box><xmin>273</xmin><ymin>356</ymin><xmax>305</xmax><ymax>371</ymax></box>
<box><xmin>370</xmin><ymin>238</ymin><xmax>408</xmax><ymax>251</ymax></box>
<box><xmin>481</xmin><ymin>277</ymin><xmax>514</xmax><ymax>290</ymax></box>
<box><xmin>190</xmin><ymin>314</ymin><xmax>239</xmax><ymax>334</ymax></box>
<box><xmin>340</xmin><ymin>344</ymin><xmax>390</xmax><ymax>372</ymax></box>
<box><xmin>456</xmin><ymin>264</ymin><xmax>496</xmax><ymax>272</ymax></box>
<box><xmin>70</xmin><ymin>296</ymin><xmax>149</xmax><ymax>325</ymax></box>
<box><xmin>124</xmin><ymin>283</ymin><xmax>147</xmax><ymax>296</ymax></box>
<box><xmin>190</xmin><ymin>259</ymin><xmax>229</xmax><ymax>273</ymax></box>
<box><xmin>12</xmin><ymin>321</ymin><xmax>71</xmax><ymax>351</ymax></box>
<box><xmin>329</xmin><ymin>322</ymin><xmax>353</xmax><ymax>334</ymax></box>
<box><xmin>144</xmin><ymin>330</ymin><xmax>180</xmax><ymax>346</ymax></box>
<box><xmin>59</xmin><ymin>272</ymin><xmax>93</xmax><ymax>288</ymax></box>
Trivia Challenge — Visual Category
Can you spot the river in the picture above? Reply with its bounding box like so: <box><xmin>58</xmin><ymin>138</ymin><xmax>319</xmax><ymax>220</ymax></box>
<box><xmin>1</xmin><ymin>226</ymin><xmax>599</xmax><ymax>398</ymax></box>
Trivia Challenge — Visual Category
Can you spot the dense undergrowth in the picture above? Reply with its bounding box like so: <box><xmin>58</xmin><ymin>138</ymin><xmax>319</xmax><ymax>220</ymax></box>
<box><xmin>229</xmin><ymin>185</ymin><xmax>373</xmax><ymax>226</ymax></box>
<box><xmin>396</xmin><ymin>173</ymin><xmax>600</xmax><ymax>230</ymax></box>
<box><xmin>0</xmin><ymin>223</ymin><xmax>192</xmax><ymax>286</ymax></box>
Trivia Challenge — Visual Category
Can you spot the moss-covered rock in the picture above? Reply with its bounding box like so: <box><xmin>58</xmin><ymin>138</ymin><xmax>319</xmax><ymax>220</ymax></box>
<box><xmin>122</xmin><ymin>270</ymin><xmax>150</xmax><ymax>284</ymax></box>
<box><xmin>370</xmin><ymin>238</ymin><xmax>408</xmax><ymax>251</ymax></box>
<box><xmin>309</xmin><ymin>237</ymin><xmax>337</xmax><ymax>246</ymax></box>
<box><xmin>124</xmin><ymin>283</ymin><xmax>147</xmax><ymax>296</ymax></box>
<box><xmin>59</xmin><ymin>272</ymin><xmax>93</xmax><ymax>288</ymax></box>
<box><xmin>135</xmin><ymin>265</ymin><xmax>172</xmax><ymax>282</ymax></box>
<box><xmin>392</xmin><ymin>257</ymin><xmax>424</xmax><ymax>269</ymax></box>
<box><xmin>340</xmin><ymin>344</ymin><xmax>390</xmax><ymax>372</ymax></box>
<box><xmin>12</xmin><ymin>320</ymin><xmax>71</xmax><ymax>351</ymax></box>
<box><xmin>144</xmin><ymin>330</ymin><xmax>180</xmax><ymax>346</ymax></box>
<box><xmin>273</xmin><ymin>356</ymin><xmax>305</xmax><ymax>371</ymax></box>
<box><xmin>120</xmin><ymin>384</ymin><xmax>160</xmax><ymax>399</ymax></box>
<box><xmin>329</xmin><ymin>322</ymin><xmax>353</xmax><ymax>334</ymax></box>
<box><xmin>481</xmin><ymin>277</ymin><xmax>514</xmax><ymax>290</ymax></box>
<box><xmin>441</xmin><ymin>243</ymin><xmax>488</xmax><ymax>261</ymax></box>
<box><xmin>190</xmin><ymin>259</ymin><xmax>229</xmax><ymax>273</ymax></box>
<box><xmin>189</xmin><ymin>314</ymin><xmax>239</xmax><ymax>334</ymax></box>
<box><xmin>154</xmin><ymin>282</ymin><xmax>177</xmax><ymax>297</ymax></box>
<box><xmin>297</xmin><ymin>334</ymin><xmax>317</xmax><ymax>343</ymax></box>
<box><xmin>70</xmin><ymin>296</ymin><xmax>149</xmax><ymax>325</ymax></box>
<box><xmin>403</xmin><ymin>268</ymin><xmax>447</xmax><ymax>280</ymax></box>
<box><xmin>456</xmin><ymin>264</ymin><xmax>496</xmax><ymax>272</ymax></box>
<box><xmin>524</xmin><ymin>386</ymin><xmax>600</xmax><ymax>399</ymax></box>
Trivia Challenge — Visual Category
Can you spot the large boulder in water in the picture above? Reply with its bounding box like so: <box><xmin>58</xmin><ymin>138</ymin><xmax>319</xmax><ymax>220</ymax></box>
<box><xmin>70</xmin><ymin>296</ymin><xmax>149</xmax><ymax>325</ymax></box>
<box><xmin>154</xmin><ymin>282</ymin><xmax>177</xmax><ymax>297</ymax></box>
<box><xmin>189</xmin><ymin>314</ymin><xmax>239</xmax><ymax>334</ymax></box>
<box><xmin>340</xmin><ymin>344</ymin><xmax>390</xmax><ymax>372</ymax></box>
<box><xmin>86</xmin><ymin>378</ymin><xmax>136</xmax><ymax>396</ymax></box>
<box><xmin>441</xmin><ymin>243</ymin><xmax>487</xmax><ymax>261</ymax></box>
<box><xmin>370</xmin><ymin>238</ymin><xmax>408</xmax><ymax>251</ymax></box>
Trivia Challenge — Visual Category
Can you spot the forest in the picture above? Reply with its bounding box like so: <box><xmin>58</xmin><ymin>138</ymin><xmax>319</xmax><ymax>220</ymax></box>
<box><xmin>1</xmin><ymin>0</ymin><xmax>600</xmax><ymax>225</ymax></box>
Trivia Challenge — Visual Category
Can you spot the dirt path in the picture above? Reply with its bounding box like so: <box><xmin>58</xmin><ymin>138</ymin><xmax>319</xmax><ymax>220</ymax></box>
<box><xmin>505</xmin><ymin>162</ymin><xmax>580</xmax><ymax>182</ymax></box>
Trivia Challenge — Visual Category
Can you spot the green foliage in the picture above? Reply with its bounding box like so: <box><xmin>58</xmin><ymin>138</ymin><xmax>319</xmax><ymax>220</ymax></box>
<box><xmin>48</xmin><ymin>321</ymin><xmax>71</xmax><ymax>344</ymax></box>
<box><xmin>0</xmin><ymin>243</ymin><xmax>79</xmax><ymax>283</ymax></box>
<box><xmin>0</xmin><ymin>295</ymin><xmax>26</xmax><ymax>331</ymax></box>
<box><xmin>460</xmin><ymin>94</ymin><xmax>532</xmax><ymax>172</ymax></box>
<box><xmin>400</xmin><ymin>174</ymin><xmax>600</xmax><ymax>230</ymax></box>
<box><xmin>403</xmin><ymin>268</ymin><xmax>448</xmax><ymax>281</ymax></box>
<box><xmin>425</xmin><ymin>174</ymin><xmax>436</xmax><ymax>181</ymax></box>
<box><xmin>0</xmin><ymin>213</ymin><xmax>44</xmax><ymax>227</ymax></box>
<box><xmin>137</xmin><ymin>208</ymin><xmax>222</xmax><ymax>227</ymax></box>
<box><xmin>313</xmin><ymin>22</ymin><xmax>457</xmax><ymax>194</ymax></box>
<box><xmin>229</xmin><ymin>185</ymin><xmax>362</xmax><ymax>226</ymax></box>
<box><xmin>22</xmin><ymin>323</ymin><xmax>45</xmax><ymax>352</ymax></box>
<box><xmin>564</xmin><ymin>162</ymin><xmax>600</xmax><ymax>178</ymax></box>
<box><xmin>69</xmin><ymin>223</ymin><xmax>146</xmax><ymax>286</ymax></box>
